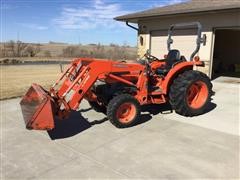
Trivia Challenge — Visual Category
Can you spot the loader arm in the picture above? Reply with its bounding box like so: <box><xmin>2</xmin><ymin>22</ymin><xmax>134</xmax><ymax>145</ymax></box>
<box><xmin>52</xmin><ymin>58</ymin><xmax>144</xmax><ymax>111</ymax></box>
<box><xmin>52</xmin><ymin>59</ymin><xmax>113</xmax><ymax>111</ymax></box>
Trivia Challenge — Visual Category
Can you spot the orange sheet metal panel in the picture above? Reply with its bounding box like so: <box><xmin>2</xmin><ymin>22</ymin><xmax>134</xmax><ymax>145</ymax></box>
<box><xmin>20</xmin><ymin>83</ymin><xmax>55</xmax><ymax>130</ymax></box>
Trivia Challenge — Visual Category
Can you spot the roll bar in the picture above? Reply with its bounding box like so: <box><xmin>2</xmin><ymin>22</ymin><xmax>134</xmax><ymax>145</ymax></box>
<box><xmin>167</xmin><ymin>22</ymin><xmax>206</xmax><ymax>61</ymax></box>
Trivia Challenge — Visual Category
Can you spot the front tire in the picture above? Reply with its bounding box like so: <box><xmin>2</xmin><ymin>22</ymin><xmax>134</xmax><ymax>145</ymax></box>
<box><xmin>107</xmin><ymin>94</ymin><xmax>141</xmax><ymax>128</ymax></box>
<box><xmin>169</xmin><ymin>70</ymin><xmax>212</xmax><ymax>116</ymax></box>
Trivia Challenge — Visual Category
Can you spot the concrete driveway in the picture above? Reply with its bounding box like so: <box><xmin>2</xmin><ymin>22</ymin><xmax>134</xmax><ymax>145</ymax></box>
<box><xmin>1</xmin><ymin>78</ymin><xmax>239</xmax><ymax>179</ymax></box>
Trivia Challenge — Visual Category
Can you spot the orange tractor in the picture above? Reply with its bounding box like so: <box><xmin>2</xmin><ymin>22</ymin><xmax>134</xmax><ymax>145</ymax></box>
<box><xmin>20</xmin><ymin>22</ymin><xmax>213</xmax><ymax>130</ymax></box>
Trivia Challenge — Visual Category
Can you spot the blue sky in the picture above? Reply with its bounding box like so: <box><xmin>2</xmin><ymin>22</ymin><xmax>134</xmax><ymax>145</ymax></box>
<box><xmin>1</xmin><ymin>0</ymin><xmax>185</xmax><ymax>46</ymax></box>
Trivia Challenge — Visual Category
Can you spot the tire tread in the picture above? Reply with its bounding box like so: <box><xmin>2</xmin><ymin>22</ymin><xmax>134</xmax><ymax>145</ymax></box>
<box><xmin>169</xmin><ymin>70</ymin><xmax>212</xmax><ymax>116</ymax></box>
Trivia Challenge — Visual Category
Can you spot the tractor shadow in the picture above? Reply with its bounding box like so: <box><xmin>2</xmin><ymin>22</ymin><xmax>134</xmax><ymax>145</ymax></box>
<box><xmin>47</xmin><ymin>100</ymin><xmax>216</xmax><ymax>140</ymax></box>
<box><xmin>131</xmin><ymin>99</ymin><xmax>217</xmax><ymax>127</ymax></box>
<box><xmin>132</xmin><ymin>103</ymin><xmax>173</xmax><ymax>127</ymax></box>
<box><xmin>47</xmin><ymin>103</ymin><xmax>173</xmax><ymax>140</ymax></box>
<box><xmin>203</xmin><ymin>99</ymin><xmax>217</xmax><ymax>114</ymax></box>
<box><xmin>47</xmin><ymin>111</ymin><xmax>108</xmax><ymax>140</ymax></box>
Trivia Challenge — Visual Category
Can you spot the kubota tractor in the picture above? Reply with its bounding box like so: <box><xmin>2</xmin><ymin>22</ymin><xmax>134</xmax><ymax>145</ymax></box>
<box><xmin>20</xmin><ymin>22</ymin><xmax>213</xmax><ymax>130</ymax></box>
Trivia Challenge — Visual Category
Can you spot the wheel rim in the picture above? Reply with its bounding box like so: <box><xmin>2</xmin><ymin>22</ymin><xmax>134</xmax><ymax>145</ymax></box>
<box><xmin>187</xmin><ymin>81</ymin><xmax>208</xmax><ymax>109</ymax></box>
<box><xmin>116</xmin><ymin>103</ymin><xmax>136</xmax><ymax>124</ymax></box>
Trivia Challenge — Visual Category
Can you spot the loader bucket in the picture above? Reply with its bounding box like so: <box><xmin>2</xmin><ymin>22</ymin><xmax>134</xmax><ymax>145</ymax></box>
<box><xmin>20</xmin><ymin>83</ymin><xmax>55</xmax><ymax>130</ymax></box>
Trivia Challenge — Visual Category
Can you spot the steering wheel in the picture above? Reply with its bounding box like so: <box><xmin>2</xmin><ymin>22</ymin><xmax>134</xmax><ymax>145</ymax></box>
<box><xmin>144</xmin><ymin>50</ymin><xmax>159</xmax><ymax>63</ymax></box>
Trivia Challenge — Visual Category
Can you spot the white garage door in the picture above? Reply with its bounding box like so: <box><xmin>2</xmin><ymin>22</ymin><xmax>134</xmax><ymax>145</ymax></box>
<box><xmin>150</xmin><ymin>29</ymin><xmax>198</xmax><ymax>60</ymax></box>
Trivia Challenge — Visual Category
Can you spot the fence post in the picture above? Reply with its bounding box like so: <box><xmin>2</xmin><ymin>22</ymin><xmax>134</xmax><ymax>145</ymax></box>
<box><xmin>59</xmin><ymin>62</ymin><xmax>63</xmax><ymax>73</ymax></box>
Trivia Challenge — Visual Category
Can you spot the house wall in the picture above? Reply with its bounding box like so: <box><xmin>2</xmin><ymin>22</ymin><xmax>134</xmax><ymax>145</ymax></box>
<box><xmin>137</xmin><ymin>10</ymin><xmax>240</xmax><ymax>76</ymax></box>
<box><xmin>150</xmin><ymin>29</ymin><xmax>199</xmax><ymax>60</ymax></box>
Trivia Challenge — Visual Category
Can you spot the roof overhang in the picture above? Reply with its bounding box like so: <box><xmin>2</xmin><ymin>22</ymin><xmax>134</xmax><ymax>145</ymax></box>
<box><xmin>114</xmin><ymin>5</ymin><xmax>240</xmax><ymax>23</ymax></box>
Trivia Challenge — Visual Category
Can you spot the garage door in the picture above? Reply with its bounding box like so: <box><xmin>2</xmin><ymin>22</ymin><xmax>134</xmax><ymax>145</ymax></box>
<box><xmin>212</xmin><ymin>29</ymin><xmax>240</xmax><ymax>78</ymax></box>
<box><xmin>150</xmin><ymin>29</ymin><xmax>198</xmax><ymax>60</ymax></box>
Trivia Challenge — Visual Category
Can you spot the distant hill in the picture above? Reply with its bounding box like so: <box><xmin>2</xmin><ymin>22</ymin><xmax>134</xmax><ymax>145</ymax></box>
<box><xmin>0</xmin><ymin>41</ymin><xmax>137</xmax><ymax>62</ymax></box>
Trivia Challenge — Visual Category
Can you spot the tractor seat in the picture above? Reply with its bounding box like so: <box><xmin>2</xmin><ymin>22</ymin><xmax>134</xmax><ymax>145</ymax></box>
<box><xmin>155</xmin><ymin>49</ymin><xmax>182</xmax><ymax>75</ymax></box>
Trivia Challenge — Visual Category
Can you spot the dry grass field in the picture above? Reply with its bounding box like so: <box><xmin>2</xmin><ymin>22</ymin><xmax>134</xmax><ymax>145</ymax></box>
<box><xmin>0</xmin><ymin>65</ymin><xmax>62</xmax><ymax>100</ymax></box>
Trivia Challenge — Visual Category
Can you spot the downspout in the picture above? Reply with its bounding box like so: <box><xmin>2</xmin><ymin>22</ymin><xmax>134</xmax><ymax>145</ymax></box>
<box><xmin>126</xmin><ymin>21</ymin><xmax>141</xmax><ymax>59</ymax></box>
<box><xmin>126</xmin><ymin>21</ymin><xmax>139</xmax><ymax>31</ymax></box>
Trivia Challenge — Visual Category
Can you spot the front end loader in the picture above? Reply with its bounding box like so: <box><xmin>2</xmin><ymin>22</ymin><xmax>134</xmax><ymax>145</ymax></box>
<box><xmin>20</xmin><ymin>22</ymin><xmax>213</xmax><ymax>130</ymax></box>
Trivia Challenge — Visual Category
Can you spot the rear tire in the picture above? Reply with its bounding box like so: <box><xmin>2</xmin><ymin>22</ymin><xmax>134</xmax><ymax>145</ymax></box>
<box><xmin>169</xmin><ymin>70</ymin><xmax>212</xmax><ymax>116</ymax></box>
<box><xmin>107</xmin><ymin>94</ymin><xmax>141</xmax><ymax>128</ymax></box>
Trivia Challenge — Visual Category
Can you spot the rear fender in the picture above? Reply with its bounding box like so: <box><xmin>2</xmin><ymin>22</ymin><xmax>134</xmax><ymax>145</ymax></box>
<box><xmin>161</xmin><ymin>62</ymin><xmax>194</xmax><ymax>94</ymax></box>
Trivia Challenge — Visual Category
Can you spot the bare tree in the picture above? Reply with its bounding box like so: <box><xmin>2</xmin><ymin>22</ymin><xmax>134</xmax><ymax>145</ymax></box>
<box><xmin>62</xmin><ymin>46</ymin><xmax>77</xmax><ymax>57</ymax></box>
<box><xmin>1</xmin><ymin>40</ymin><xmax>28</xmax><ymax>57</ymax></box>
<box><xmin>5</xmin><ymin>40</ymin><xmax>16</xmax><ymax>56</ymax></box>
<box><xmin>0</xmin><ymin>44</ymin><xmax>5</xmax><ymax>57</ymax></box>
<box><xmin>16</xmin><ymin>41</ymin><xmax>27</xmax><ymax>57</ymax></box>
<box><xmin>24</xmin><ymin>44</ymin><xmax>41</xmax><ymax>57</ymax></box>
<box><xmin>62</xmin><ymin>43</ymin><xmax>137</xmax><ymax>60</ymax></box>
